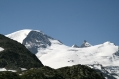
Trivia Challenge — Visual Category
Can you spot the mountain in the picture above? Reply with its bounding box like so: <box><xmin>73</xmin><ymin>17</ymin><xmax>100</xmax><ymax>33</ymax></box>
<box><xmin>22</xmin><ymin>30</ymin><xmax>54</xmax><ymax>54</ymax></box>
<box><xmin>72</xmin><ymin>40</ymin><xmax>92</xmax><ymax>48</ymax></box>
<box><xmin>0</xmin><ymin>34</ymin><xmax>43</xmax><ymax>70</ymax></box>
<box><xmin>6</xmin><ymin>29</ymin><xmax>59</xmax><ymax>54</ymax></box>
<box><xmin>0</xmin><ymin>32</ymin><xmax>105</xmax><ymax>79</ymax></box>
<box><xmin>87</xmin><ymin>64</ymin><xmax>117</xmax><ymax>79</ymax></box>
<box><xmin>80</xmin><ymin>40</ymin><xmax>92</xmax><ymax>47</ymax></box>
<box><xmin>72</xmin><ymin>44</ymin><xmax>79</xmax><ymax>48</ymax></box>
<box><xmin>6</xmin><ymin>29</ymin><xmax>119</xmax><ymax>78</ymax></box>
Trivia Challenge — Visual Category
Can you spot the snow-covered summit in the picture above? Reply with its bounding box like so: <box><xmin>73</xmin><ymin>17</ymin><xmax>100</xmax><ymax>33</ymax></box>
<box><xmin>6</xmin><ymin>29</ymin><xmax>32</xmax><ymax>43</ymax></box>
<box><xmin>6</xmin><ymin>29</ymin><xmax>62</xmax><ymax>54</ymax></box>
<box><xmin>6</xmin><ymin>29</ymin><xmax>45</xmax><ymax>43</ymax></box>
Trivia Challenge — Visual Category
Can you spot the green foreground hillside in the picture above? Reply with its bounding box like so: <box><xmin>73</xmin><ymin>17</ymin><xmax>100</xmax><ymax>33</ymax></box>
<box><xmin>0</xmin><ymin>34</ymin><xmax>43</xmax><ymax>69</ymax></box>
<box><xmin>0</xmin><ymin>65</ymin><xmax>105</xmax><ymax>79</ymax></box>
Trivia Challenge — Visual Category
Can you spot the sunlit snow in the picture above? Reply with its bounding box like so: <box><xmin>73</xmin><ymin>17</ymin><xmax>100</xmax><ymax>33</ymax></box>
<box><xmin>0</xmin><ymin>68</ymin><xmax>16</xmax><ymax>72</ymax></box>
<box><xmin>5</xmin><ymin>29</ymin><xmax>119</xmax><ymax>79</ymax></box>
<box><xmin>0</xmin><ymin>68</ymin><xmax>27</xmax><ymax>72</ymax></box>
<box><xmin>37</xmin><ymin>39</ymin><xmax>118</xmax><ymax>69</ymax></box>
<box><xmin>0</xmin><ymin>47</ymin><xmax>4</xmax><ymax>52</ymax></box>
<box><xmin>6</xmin><ymin>29</ymin><xmax>31</xmax><ymax>43</ymax></box>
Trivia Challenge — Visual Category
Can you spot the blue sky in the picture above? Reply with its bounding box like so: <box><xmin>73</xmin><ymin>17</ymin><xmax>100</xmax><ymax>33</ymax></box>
<box><xmin>0</xmin><ymin>0</ymin><xmax>119</xmax><ymax>46</ymax></box>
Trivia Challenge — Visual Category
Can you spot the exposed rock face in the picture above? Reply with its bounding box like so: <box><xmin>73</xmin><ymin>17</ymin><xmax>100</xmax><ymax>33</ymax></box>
<box><xmin>22</xmin><ymin>31</ymin><xmax>53</xmax><ymax>54</ymax></box>
<box><xmin>0</xmin><ymin>34</ymin><xmax>43</xmax><ymax>69</ymax></box>
<box><xmin>80</xmin><ymin>40</ymin><xmax>92</xmax><ymax>47</ymax></box>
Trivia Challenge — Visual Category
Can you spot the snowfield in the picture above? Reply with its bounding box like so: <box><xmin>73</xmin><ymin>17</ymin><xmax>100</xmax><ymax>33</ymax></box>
<box><xmin>37</xmin><ymin>39</ymin><xmax>119</xmax><ymax>69</ymax></box>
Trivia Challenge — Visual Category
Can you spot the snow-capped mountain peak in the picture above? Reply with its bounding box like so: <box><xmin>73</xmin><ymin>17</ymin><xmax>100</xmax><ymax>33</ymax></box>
<box><xmin>6</xmin><ymin>30</ymin><xmax>119</xmax><ymax>68</ymax></box>
<box><xmin>6</xmin><ymin>29</ymin><xmax>32</xmax><ymax>43</ymax></box>
<box><xmin>6</xmin><ymin>29</ymin><xmax>62</xmax><ymax>54</ymax></box>
<box><xmin>22</xmin><ymin>30</ymin><xmax>54</xmax><ymax>54</ymax></box>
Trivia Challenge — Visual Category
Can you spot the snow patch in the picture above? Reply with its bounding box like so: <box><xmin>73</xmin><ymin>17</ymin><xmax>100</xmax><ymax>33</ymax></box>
<box><xmin>0</xmin><ymin>47</ymin><xmax>4</xmax><ymax>52</ymax></box>
<box><xmin>0</xmin><ymin>68</ymin><xmax>27</xmax><ymax>72</ymax></box>
<box><xmin>0</xmin><ymin>68</ymin><xmax>16</xmax><ymax>72</ymax></box>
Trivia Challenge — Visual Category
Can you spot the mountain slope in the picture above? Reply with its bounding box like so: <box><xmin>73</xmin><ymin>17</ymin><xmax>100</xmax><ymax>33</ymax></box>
<box><xmin>56</xmin><ymin>64</ymin><xmax>105</xmax><ymax>79</ymax></box>
<box><xmin>88</xmin><ymin>64</ymin><xmax>117</xmax><ymax>79</ymax></box>
<box><xmin>6</xmin><ymin>29</ymin><xmax>119</xmax><ymax>78</ymax></box>
<box><xmin>0</xmin><ymin>64</ymin><xmax>105</xmax><ymax>79</ymax></box>
<box><xmin>6</xmin><ymin>30</ymin><xmax>119</xmax><ymax>68</ymax></box>
<box><xmin>38</xmin><ymin>40</ymin><xmax>118</xmax><ymax>69</ymax></box>
<box><xmin>0</xmin><ymin>34</ymin><xmax>43</xmax><ymax>69</ymax></box>
<box><xmin>6</xmin><ymin>29</ymin><xmax>119</xmax><ymax>68</ymax></box>
<box><xmin>6</xmin><ymin>29</ymin><xmax>31</xmax><ymax>43</ymax></box>
<box><xmin>22</xmin><ymin>30</ymin><xmax>54</xmax><ymax>54</ymax></box>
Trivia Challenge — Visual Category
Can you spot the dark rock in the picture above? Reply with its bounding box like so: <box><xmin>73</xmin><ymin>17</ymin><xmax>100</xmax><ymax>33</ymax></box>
<box><xmin>0</xmin><ymin>34</ymin><xmax>43</xmax><ymax>70</ymax></box>
<box><xmin>80</xmin><ymin>40</ymin><xmax>92</xmax><ymax>48</ymax></box>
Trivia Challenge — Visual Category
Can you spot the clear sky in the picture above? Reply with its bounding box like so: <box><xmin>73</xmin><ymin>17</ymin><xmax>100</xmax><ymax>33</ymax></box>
<box><xmin>0</xmin><ymin>0</ymin><xmax>119</xmax><ymax>46</ymax></box>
